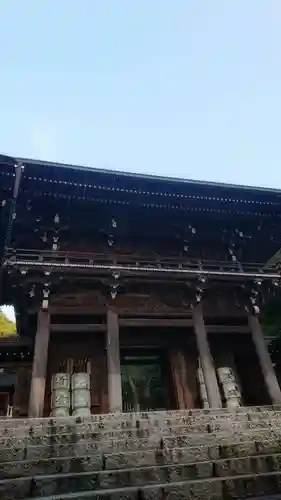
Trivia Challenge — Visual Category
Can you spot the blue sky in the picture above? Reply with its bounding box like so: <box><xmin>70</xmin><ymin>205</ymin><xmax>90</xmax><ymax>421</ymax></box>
<box><xmin>1</xmin><ymin>1</ymin><xmax>280</xmax><ymax>321</ymax></box>
<box><xmin>1</xmin><ymin>1</ymin><xmax>280</xmax><ymax>189</ymax></box>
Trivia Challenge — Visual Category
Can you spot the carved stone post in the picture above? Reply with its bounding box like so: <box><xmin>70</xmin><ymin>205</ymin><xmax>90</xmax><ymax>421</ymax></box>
<box><xmin>28</xmin><ymin>310</ymin><xmax>50</xmax><ymax>417</ymax></box>
<box><xmin>106</xmin><ymin>309</ymin><xmax>123</xmax><ymax>412</ymax></box>
<box><xmin>248</xmin><ymin>313</ymin><xmax>281</xmax><ymax>405</ymax></box>
<box><xmin>192</xmin><ymin>303</ymin><xmax>222</xmax><ymax>408</ymax></box>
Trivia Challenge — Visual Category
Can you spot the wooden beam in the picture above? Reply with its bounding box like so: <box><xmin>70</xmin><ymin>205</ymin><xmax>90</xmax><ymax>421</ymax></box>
<box><xmin>50</xmin><ymin>320</ymin><xmax>250</xmax><ymax>333</ymax></box>
<box><xmin>119</xmin><ymin>317</ymin><xmax>250</xmax><ymax>333</ymax></box>
<box><xmin>28</xmin><ymin>306</ymin><xmax>105</xmax><ymax>315</ymax></box>
<box><xmin>50</xmin><ymin>324</ymin><xmax>106</xmax><ymax>333</ymax></box>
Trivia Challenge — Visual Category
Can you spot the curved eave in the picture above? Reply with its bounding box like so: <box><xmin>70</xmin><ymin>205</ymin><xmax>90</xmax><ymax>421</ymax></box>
<box><xmin>16</xmin><ymin>156</ymin><xmax>281</xmax><ymax>198</ymax></box>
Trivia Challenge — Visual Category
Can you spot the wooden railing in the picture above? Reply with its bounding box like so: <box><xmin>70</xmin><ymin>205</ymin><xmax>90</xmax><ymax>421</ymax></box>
<box><xmin>4</xmin><ymin>247</ymin><xmax>274</xmax><ymax>271</ymax></box>
<box><xmin>3</xmin><ymin>247</ymin><xmax>280</xmax><ymax>280</ymax></box>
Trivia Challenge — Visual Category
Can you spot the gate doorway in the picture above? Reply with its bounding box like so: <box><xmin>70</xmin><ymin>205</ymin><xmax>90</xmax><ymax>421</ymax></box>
<box><xmin>121</xmin><ymin>348</ymin><xmax>174</xmax><ymax>412</ymax></box>
<box><xmin>0</xmin><ymin>392</ymin><xmax>9</xmax><ymax>416</ymax></box>
<box><xmin>0</xmin><ymin>372</ymin><xmax>16</xmax><ymax>416</ymax></box>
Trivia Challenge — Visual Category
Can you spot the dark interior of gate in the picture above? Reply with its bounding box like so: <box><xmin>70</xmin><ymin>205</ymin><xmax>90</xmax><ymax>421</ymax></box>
<box><xmin>0</xmin><ymin>155</ymin><xmax>281</xmax><ymax>417</ymax></box>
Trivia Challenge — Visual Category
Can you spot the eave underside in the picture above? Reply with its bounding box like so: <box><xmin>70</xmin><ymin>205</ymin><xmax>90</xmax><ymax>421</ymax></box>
<box><xmin>0</xmin><ymin>154</ymin><xmax>281</xmax><ymax>311</ymax></box>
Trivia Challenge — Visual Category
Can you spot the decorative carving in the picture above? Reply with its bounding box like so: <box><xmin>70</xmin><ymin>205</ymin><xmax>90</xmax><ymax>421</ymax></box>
<box><xmin>236</xmin><ymin>282</ymin><xmax>269</xmax><ymax>316</ymax></box>
<box><xmin>51</xmin><ymin>372</ymin><xmax>71</xmax><ymax>417</ymax></box>
<box><xmin>51</xmin><ymin>373</ymin><xmax>70</xmax><ymax>390</ymax></box>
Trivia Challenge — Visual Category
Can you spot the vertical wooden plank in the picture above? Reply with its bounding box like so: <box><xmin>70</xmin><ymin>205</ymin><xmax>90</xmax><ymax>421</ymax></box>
<box><xmin>170</xmin><ymin>350</ymin><xmax>196</xmax><ymax>410</ymax></box>
<box><xmin>13</xmin><ymin>365</ymin><xmax>32</xmax><ymax>417</ymax></box>
<box><xmin>90</xmin><ymin>358</ymin><xmax>98</xmax><ymax>408</ymax></box>
<box><xmin>101</xmin><ymin>348</ymin><xmax>109</xmax><ymax>413</ymax></box>
<box><xmin>169</xmin><ymin>350</ymin><xmax>185</xmax><ymax>409</ymax></box>
<box><xmin>178</xmin><ymin>351</ymin><xmax>194</xmax><ymax>409</ymax></box>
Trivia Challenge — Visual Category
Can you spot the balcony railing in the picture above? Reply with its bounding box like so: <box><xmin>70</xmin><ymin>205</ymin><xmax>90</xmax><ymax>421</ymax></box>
<box><xmin>3</xmin><ymin>248</ymin><xmax>281</xmax><ymax>281</ymax></box>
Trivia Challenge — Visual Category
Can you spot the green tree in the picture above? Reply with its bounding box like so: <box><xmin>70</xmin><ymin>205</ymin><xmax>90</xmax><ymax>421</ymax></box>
<box><xmin>0</xmin><ymin>311</ymin><xmax>16</xmax><ymax>336</ymax></box>
<box><xmin>262</xmin><ymin>298</ymin><xmax>281</xmax><ymax>364</ymax></box>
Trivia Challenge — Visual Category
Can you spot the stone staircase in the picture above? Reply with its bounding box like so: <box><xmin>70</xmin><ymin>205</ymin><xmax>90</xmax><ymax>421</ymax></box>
<box><xmin>2</xmin><ymin>407</ymin><xmax>281</xmax><ymax>499</ymax></box>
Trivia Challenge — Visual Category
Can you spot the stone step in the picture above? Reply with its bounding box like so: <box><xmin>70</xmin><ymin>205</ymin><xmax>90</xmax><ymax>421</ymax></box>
<box><xmin>1</xmin><ymin>405</ymin><xmax>281</xmax><ymax>433</ymax></box>
<box><xmin>26</xmin><ymin>474</ymin><xmax>281</xmax><ymax>500</ymax></box>
<box><xmin>240</xmin><ymin>497</ymin><xmax>281</xmax><ymax>500</ymax></box>
<box><xmin>0</xmin><ymin>441</ymin><xmax>249</xmax><ymax>477</ymax></box>
<box><xmin>209</xmin><ymin>418</ymin><xmax>281</xmax><ymax>433</ymax></box>
<box><xmin>0</xmin><ymin>422</ymin><xmax>212</xmax><ymax>448</ymax></box>
<box><xmin>2</xmin><ymin>439</ymin><xmax>281</xmax><ymax>479</ymax></box>
<box><xmin>2</xmin><ymin>426</ymin><xmax>281</xmax><ymax>463</ymax></box>
<box><xmin>1</xmin><ymin>415</ymin><xmax>281</xmax><ymax>447</ymax></box>
<box><xmin>0</xmin><ymin>416</ymin><xmax>248</xmax><ymax>440</ymax></box>
<box><xmin>163</xmin><ymin>428</ymin><xmax>281</xmax><ymax>452</ymax></box>
<box><xmin>2</xmin><ymin>412</ymin><xmax>281</xmax><ymax>443</ymax></box>
<box><xmin>0</xmin><ymin>407</ymin><xmax>259</xmax><ymax>427</ymax></box>
<box><xmin>0</xmin><ymin>419</ymin><xmax>212</xmax><ymax>439</ymax></box>
<box><xmin>2</xmin><ymin>423</ymin><xmax>280</xmax><ymax>451</ymax></box>
<box><xmin>2</xmin><ymin>456</ymin><xmax>281</xmax><ymax>499</ymax></box>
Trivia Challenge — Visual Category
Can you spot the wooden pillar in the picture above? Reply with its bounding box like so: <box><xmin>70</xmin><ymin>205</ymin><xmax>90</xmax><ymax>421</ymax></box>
<box><xmin>170</xmin><ymin>350</ymin><xmax>186</xmax><ymax>409</ymax></box>
<box><xmin>248</xmin><ymin>313</ymin><xmax>281</xmax><ymax>405</ymax></box>
<box><xmin>106</xmin><ymin>309</ymin><xmax>122</xmax><ymax>412</ymax></box>
<box><xmin>28</xmin><ymin>310</ymin><xmax>50</xmax><ymax>418</ymax></box>
<box><xmin>170</xmin><ymin>350</ymin><xmax>194</xmax><ymax>409</ymax></box>
<box><xmin>192</xmin><ymin>304</ymin><xmax>222</xmax><ymax>408</ymax></box>
<box><xmin>13</xmin><ymin>365</ymin><xmax>32</xmax><ymax>417</ymax></box>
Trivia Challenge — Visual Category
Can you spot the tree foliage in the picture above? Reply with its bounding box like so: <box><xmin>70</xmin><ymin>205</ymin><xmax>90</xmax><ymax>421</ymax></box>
<box><xmin>262</xmin><ymin>298</ymin><xmax>281</xmax><ymax>363</ymax></box>
<box><xmin>0</xmin><ymin>311</ymin><xmax>16</xmax><ymax>336</ymax></box>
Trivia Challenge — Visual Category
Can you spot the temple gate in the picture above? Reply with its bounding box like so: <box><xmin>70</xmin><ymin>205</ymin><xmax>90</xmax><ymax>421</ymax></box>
<box><xmin>0</xmin><ymin>154</ymin><xmax>280</xmax><ymax>417</ymax></box>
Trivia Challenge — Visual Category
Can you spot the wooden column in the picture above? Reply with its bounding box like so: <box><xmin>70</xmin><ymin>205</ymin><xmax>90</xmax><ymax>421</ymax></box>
<box><xmin>13</xmin><ymin>365</ymin><xmax>32</xmax><ymax>417</ymax></box>
<box><xmin>170</xmin><ymin>350</ymin><xmax>186</xmax><ymax>409</ymax></box>
<box><xmin>28</xmin><ymin>310</ymin><xmax>50</xmax><ymax>418</ymax></box>
<box><xmin>192</xmin><ymin>304</ymin><xmax>222</xmax><ymax>408</ymax></box>
<box><xmin>248</xmin><ymin>313</ymin><xmax>281</xmax><ymax>404</ymax></box>
<box><xmin>106</xmin><ymin>309</ymin><xmax>122</xmax><ymax>412</ymax></box>
<box><xmin>170</xmin><ymin>350</ymin><xmax>194</xmax><ymax>409</ymax></box>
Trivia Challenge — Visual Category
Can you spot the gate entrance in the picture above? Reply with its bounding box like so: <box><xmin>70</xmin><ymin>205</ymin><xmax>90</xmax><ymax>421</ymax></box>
<box><xmin>121</xmin><ymin>349</ymin><xmax>174</xmax><ymax>412</ymax></box>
